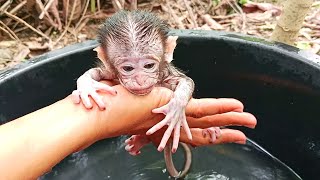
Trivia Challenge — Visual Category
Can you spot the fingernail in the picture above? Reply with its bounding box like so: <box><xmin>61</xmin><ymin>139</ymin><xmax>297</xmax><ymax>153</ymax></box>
<box><xmin>172</xmin><ymin>148</ymin><xmax>177</xmax><ymax>153</ymax></box>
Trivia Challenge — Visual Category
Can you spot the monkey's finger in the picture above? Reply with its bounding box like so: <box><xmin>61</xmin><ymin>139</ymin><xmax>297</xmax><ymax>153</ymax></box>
<box><xmin>125</xmin><ymin>136</ymin><xmax>135</xmax><ymax>145</ymax></box>
<box><xmin>208</xmin><ymin>128</ymin><xmax>217</xmax><ymax>143</ymax></box>
<box><xmin>90</xmin><ymin>92</ymin><xmax>106</xmax><ymax>110</ymax></box>
<box><xmin>129</xmin><ymin>151</ymin><xmax>141</xmax><ymax>156</ymax></box>
<box><xmin>152</xmin><ymin>105</ymin><xmax>169</xmax><ymax>115</ymax></box>
<box><xmin>125</xmin><ymin>144</ymin><xmax>134</xmax><ymax>151</ymax></box>
<box><xmin>125</xmin><ymin>144</ymin><xmax>141</xmax><ymax>156</ymax></box>
<box><xmin>158</xmin><ymin>115</ymin><xmax>178</xmax><ymax>151</ymax></box>
<box><xmin>172</xmin><ymin>122</ymin><xmax>181</xmax><ymax>153</ymax></box>
<box><xmin>80</xmin><ymin>92</ymin><xmax>93</xmax><ymax>109</ymax></box>
<box><xmin>146</xmin><ymin>113</ymin><xmax>173</xmax><ymax>135</ymax></box>
<box><xmin>216</xmin><ymin>127</ymin><xmax>222</xmax><ymax>138</ymax></box>
<box><xmin>182</xmin><ymin>114</ymin><xmax>193</xmax><ymax>141</ymax></box>
<box><xmin>71</xmin><ymin>90</ymin><xmax>81</xmax><ymax>104</ymax></box>
<box><xmin>93</xmin><ymin>82</ymin><xmax>117</xmax><ymax>95</ymax></box>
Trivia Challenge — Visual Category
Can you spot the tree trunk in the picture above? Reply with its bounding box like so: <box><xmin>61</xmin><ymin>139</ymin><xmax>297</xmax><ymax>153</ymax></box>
<box><xmin>270</xmin><ymin>0</ymin><xmax>313</xmax><ymax>46</ymax></box>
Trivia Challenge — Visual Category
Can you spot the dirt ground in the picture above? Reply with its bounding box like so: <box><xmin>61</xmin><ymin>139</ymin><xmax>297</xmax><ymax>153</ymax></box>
<box><xmin>1</xmin><ymin>0</ymin><xmax>320</xmax><ymax>70</ymax></box>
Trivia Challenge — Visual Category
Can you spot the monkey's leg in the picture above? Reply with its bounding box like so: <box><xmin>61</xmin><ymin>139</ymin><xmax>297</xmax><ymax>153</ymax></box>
<box><xmin>164</xmin><ymin>141</ymin><xmax>192</xmax><ymax>179</ymax></box>
<box><xmin>71</xmin><ymin>68</ymin><xmax>117</xmax><ymax>109</ymax></box>
<box><xmin>125</xmin><ymin>135</ymin><xmax>151</xmax><ymax>155</ymax></box>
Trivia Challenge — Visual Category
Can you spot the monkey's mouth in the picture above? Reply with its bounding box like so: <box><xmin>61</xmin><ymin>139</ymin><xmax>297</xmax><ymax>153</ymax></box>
<box><xmin>129</xmin><ymin>85</ymin><xmax>154</xmax><ymax>95</ymax></box>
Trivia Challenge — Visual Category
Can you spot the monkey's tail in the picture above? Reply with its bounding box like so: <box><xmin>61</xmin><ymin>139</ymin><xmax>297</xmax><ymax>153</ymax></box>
<box><xmin>164</xmin><ymin>141</ymin><xmax>192</xmax><ymax>179</ymax></box>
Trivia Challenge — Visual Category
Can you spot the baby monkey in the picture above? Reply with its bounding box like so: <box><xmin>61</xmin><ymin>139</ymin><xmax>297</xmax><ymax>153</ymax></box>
<box><xmin>71</xmin><ymin>10</ymin><xmax>221</xmax><ymax>178</ymax></box>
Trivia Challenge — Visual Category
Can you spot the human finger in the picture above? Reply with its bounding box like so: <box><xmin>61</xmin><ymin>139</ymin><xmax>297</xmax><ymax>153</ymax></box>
<box><xmin>186</xmin><ymin>98</ymin><xmax>244</xmax><ymax>118</ymax></box>
<box><xmin>187</xmin><ymin>112</ymin><xmax>257</xmax><ymax>129</ymax></box>
<box><xmin>181</xmin><ymin>128</ymin><xmax>247</xmax><ymax>147</ymax></box>
<box><xmin>147</xmin><ymin>128</ymin><xmax>247</xmax><ymax>148</ymax></box>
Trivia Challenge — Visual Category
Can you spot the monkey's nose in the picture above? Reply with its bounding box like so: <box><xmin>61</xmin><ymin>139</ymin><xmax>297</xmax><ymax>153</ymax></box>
<box><xmin>136</xmin><ymin>79</ymin><xmax>145</xmax><ymax>86</ymax></box>
<box><xmin>135</xmin><ymin>75</ymin><xmax>146</xmax><ymax>86</ymax></box>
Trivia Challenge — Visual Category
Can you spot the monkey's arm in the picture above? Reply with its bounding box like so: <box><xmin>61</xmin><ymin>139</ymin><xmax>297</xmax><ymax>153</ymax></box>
<box><xmin>71</xmin><ymin>67</ymin><xmax>117</xmax><ymax>109</ymax></box>
<box><xmin>146</xmin><ymin>66</ymin><xmax>195</xmax><ymax>152</ymax></box>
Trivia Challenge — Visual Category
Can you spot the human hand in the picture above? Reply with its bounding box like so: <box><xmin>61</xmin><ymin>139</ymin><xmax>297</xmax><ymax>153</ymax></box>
<box><xmin>81</xmin><ymin>81</ymin><xmax>256</xmax><ymax>149</ymax></box>
<box><xmin>125</xmin><ymin>97</ymin><xmax>256</xmax><ymax>155</ymax></box>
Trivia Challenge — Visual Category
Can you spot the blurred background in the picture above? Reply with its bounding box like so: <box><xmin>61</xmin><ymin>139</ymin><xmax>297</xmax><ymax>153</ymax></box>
<box><xmin>0</xmin><ymin>0</ymin><xmax>319</xmax><ymax>70</ymax></box>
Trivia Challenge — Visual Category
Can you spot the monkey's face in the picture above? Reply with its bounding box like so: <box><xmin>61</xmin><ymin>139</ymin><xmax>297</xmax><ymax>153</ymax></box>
<box><xmin>115</xmin><ymin>58</ymin><xmax>160</xmax><ymax>95</ymax></box>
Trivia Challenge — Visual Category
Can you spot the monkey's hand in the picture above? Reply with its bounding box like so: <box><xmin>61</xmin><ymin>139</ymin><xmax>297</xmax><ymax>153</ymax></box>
<box><xmin>146</xmin><ymin>97</ymin><xmax>192</xmax><ymax>153</ymax></box>
<box><xmin>71</xmin><ymin>75</ymin><xmax>117</xmax><ymax>109</ymax></box>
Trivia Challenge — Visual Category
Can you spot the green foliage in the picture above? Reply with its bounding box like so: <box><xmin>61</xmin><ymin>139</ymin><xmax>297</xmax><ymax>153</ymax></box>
<box><xmin>296</xmin><ymin>42</ymin><xmax>311</xmax><ymax>50</ymax></box>
<box><xmin>212</xmin><ymin>0</ymin><xmax>221</xmax><ymax>6</ymax></box>
<box><xmin>238</xmin><ymin>0</ymin><xmax>248</xmax><ymax>5</ymax></box>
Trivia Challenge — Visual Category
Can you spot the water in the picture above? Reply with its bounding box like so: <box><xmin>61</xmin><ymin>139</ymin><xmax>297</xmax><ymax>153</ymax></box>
<box><xmin>40</xmin><ymin>136</ymin><xmax>301</xmax><ymax>180</ymax></box>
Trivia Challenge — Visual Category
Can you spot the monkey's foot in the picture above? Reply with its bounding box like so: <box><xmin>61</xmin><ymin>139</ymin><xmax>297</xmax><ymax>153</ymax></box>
<box><xmin>202</xmin><ymin>127</ymin><xmax>221</xmax><ymax>143</ymax></box>
<box><xmin>71</xmin><ymin>78</ymin><xmax>117</xmax><ymax>110</ymax></box>
<box><xmin>146</xmin><ymin>98</ymin><xmax>192</xmax><ymax>153</ymax></box>
<box><xmin>125</xmin><ymin>135</ymin><xmax>151</xmax><ymax>156</ymax></box>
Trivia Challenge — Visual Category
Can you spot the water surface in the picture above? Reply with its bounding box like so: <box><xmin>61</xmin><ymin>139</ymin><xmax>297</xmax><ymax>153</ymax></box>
<box><xmin>40</xmin><ymin>136</ymin><xmax>301</xmax><ymax>180</ymax></box>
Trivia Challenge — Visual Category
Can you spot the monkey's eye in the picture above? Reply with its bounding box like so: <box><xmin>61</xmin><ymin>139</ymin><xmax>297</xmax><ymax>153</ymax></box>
<box><xmin>144</xmin><ymin>63</ymin><xmax>155</xmax><ymax>69</ymax></box>
<box><xmin>122</xmin><ymin>66</ymin><xmax>134</xmax><ymax>72</ymax></box>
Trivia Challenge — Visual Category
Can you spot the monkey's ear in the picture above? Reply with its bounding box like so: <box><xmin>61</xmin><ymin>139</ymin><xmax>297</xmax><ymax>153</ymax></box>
<box><xmin>164</xmin><ymin>36</ymin><xmax>178</xmax><ymax>63</ymax></box>
<box><xmin>93</xmin><ymin>46</ymin><xmax>107</xmax><ymax>62</ymax></box>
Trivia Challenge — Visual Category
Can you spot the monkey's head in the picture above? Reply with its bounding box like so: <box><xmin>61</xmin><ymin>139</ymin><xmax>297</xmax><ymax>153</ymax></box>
<box><xmin>97</xmin><ymin>10</ymin><xmax>171</xmax><ymax>95</ymax></box>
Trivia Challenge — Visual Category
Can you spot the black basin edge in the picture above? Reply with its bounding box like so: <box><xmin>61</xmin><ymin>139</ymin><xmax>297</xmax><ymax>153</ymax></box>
<box><xmin>1</xmin><ymin>30</ymin><xmax>320</xmax><ymax>86</ymax></box>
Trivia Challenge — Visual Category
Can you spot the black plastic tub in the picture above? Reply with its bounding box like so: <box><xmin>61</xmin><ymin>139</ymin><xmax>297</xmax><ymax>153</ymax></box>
<box><xmin>1</xmin><ymin>30</ymin><xmax>320</xmax><ymax>180</ymax></box>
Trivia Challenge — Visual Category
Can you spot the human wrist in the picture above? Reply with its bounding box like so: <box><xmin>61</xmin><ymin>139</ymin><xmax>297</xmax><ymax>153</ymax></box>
<box><xmin>90</xmin><ymin>85</ymin><xmax>174</xmax><ymax>140</ymax></box>
<box><xmin>59</xmin><ymin>96</ymin><xmax>101</xmax><ymax>153</ymax></box>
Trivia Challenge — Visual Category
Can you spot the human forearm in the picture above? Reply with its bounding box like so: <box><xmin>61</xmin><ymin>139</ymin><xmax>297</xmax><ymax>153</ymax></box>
<box><xmin>0</xmin><ymin>85</ymin><xmax>170</xmax><ymax>179</ymax></box>
<box><xmin>0</xmin><ymin>98</ymin><xmax>97</xmax><ymax>180</ymax></box>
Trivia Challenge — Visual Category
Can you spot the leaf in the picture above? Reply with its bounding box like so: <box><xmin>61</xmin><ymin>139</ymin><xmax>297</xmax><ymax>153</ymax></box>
<box><xmin>296</xmin><ymin>41</ymin><xmax>312</xmax><ymax>50</ymax></box>
<box><xmin>238</xmin><ymin>0</ymin><xmax>247</xmax><ymax>5</ymax></box>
